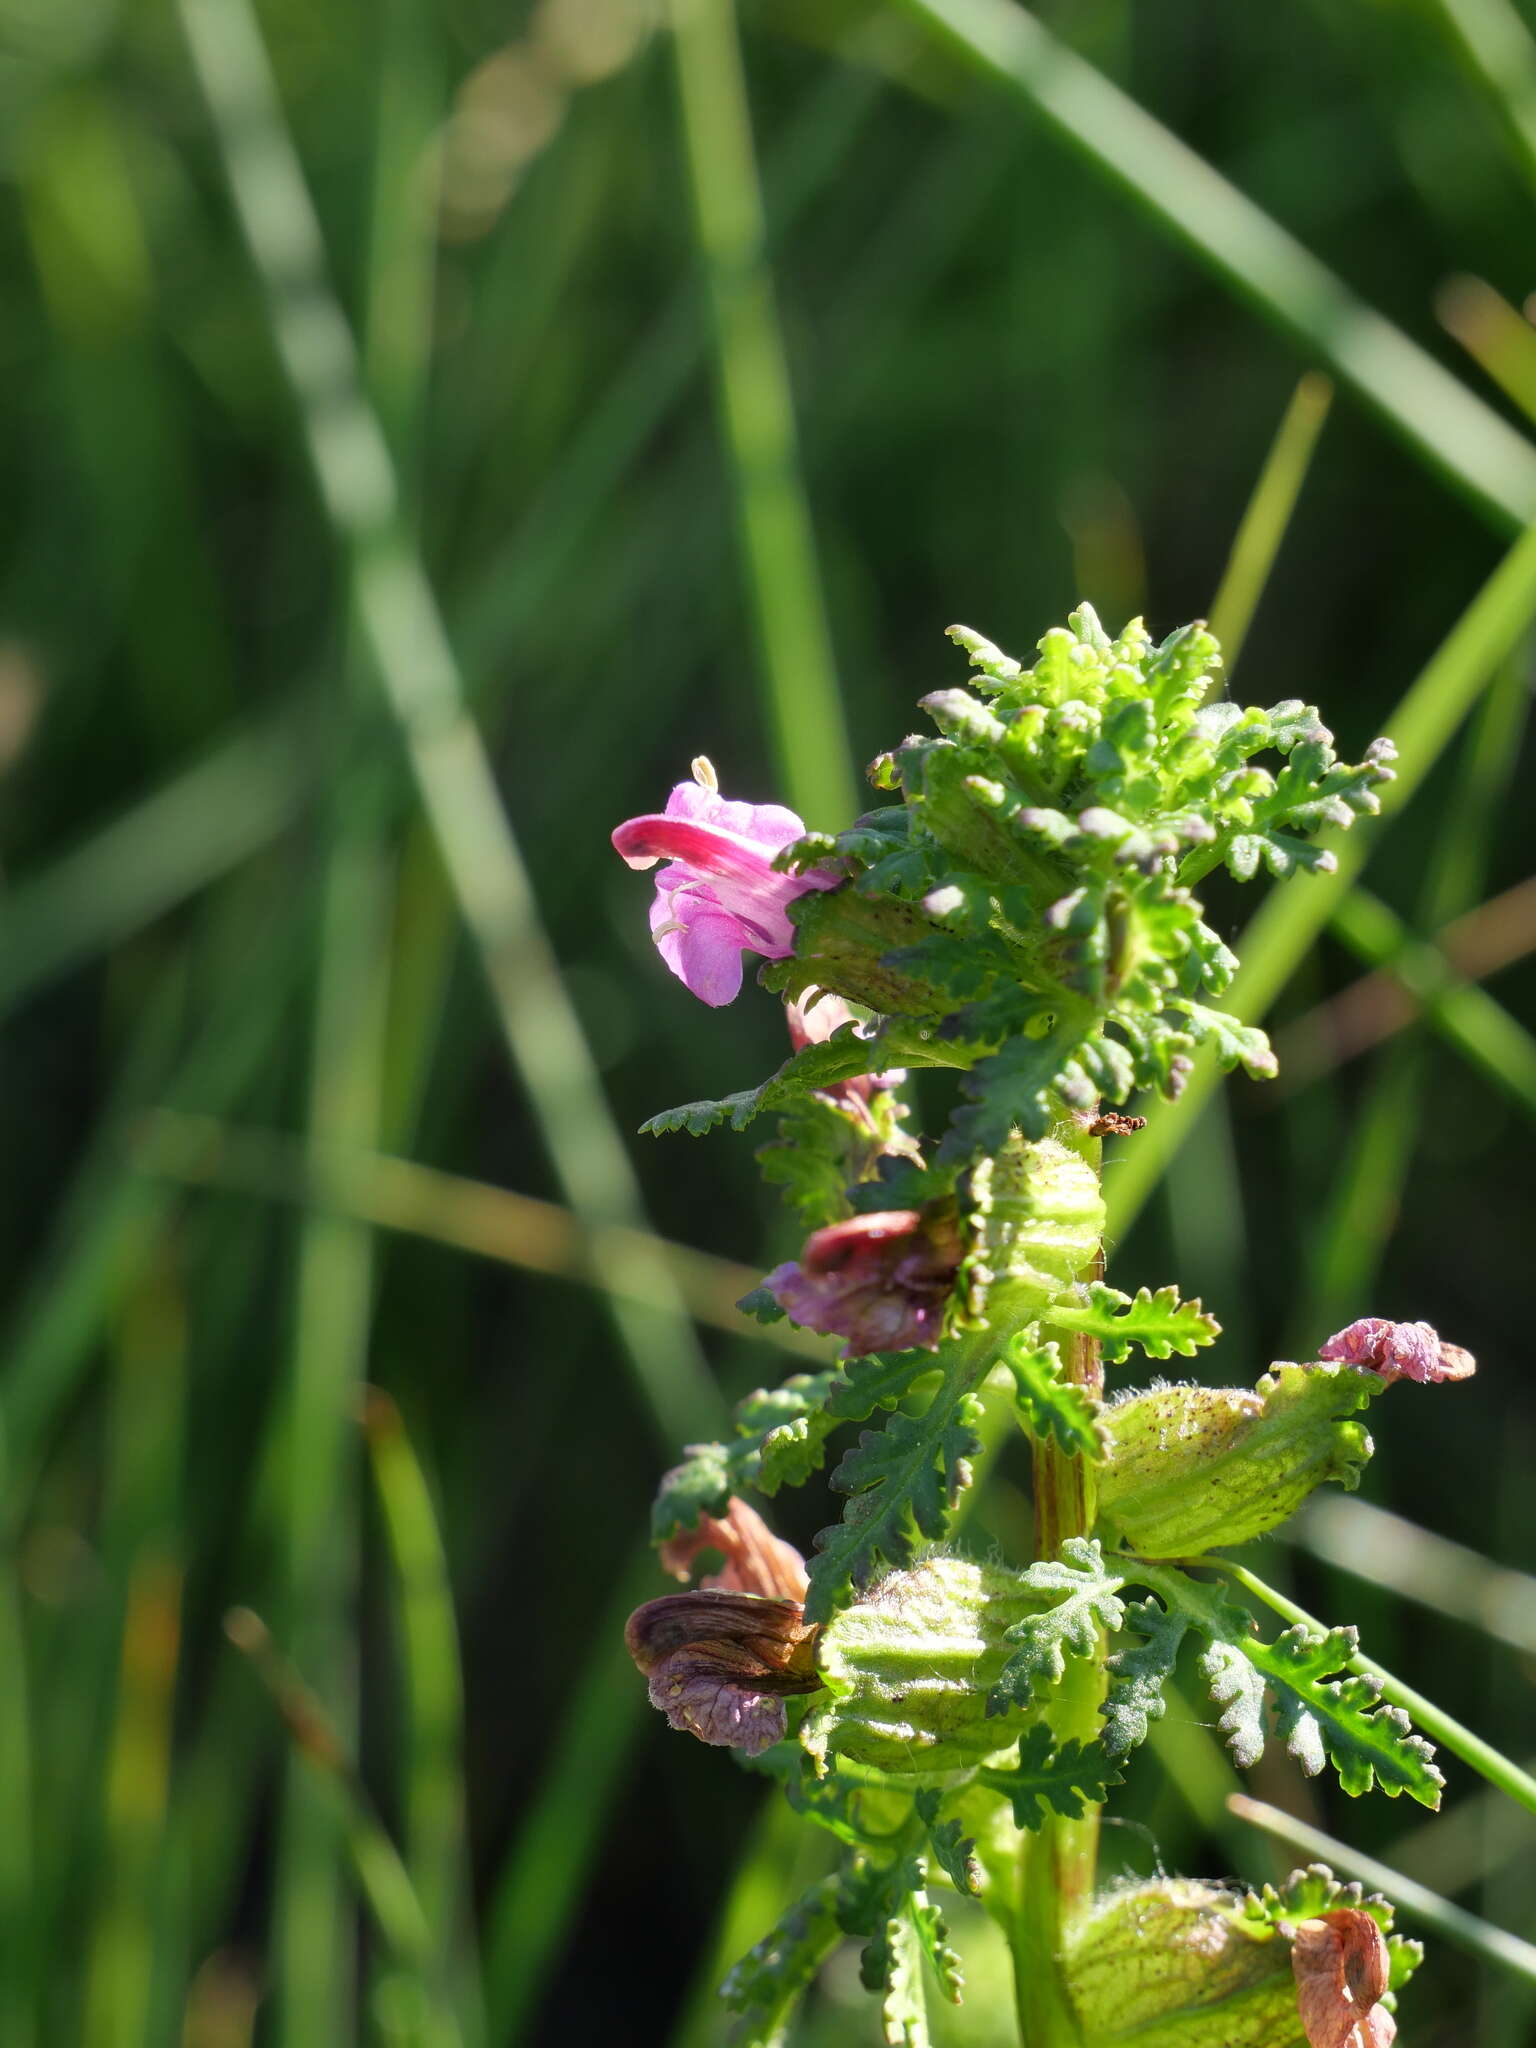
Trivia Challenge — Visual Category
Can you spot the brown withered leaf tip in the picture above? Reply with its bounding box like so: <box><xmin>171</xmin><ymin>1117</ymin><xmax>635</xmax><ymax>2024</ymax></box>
<box><xmin>1291</xmin><ymin>1908</ymin><xmax>1396</xmax><ymax>2048</ymax></box>
<box><xmin>659</xmin><ymin>1495</ymin><xmax>808</xmax><ymax>1603</ymax></box>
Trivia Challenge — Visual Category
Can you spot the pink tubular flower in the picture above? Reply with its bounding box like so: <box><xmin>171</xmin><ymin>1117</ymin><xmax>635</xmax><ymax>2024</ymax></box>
<box><xmin>1318</xmin><ymin>1317</ymin><xmax>1476</xmax><ymax>1386</ymax></box>
<box><xmin>612</xmin><ymin>759</ymin><xmax>837</xmax><ymax>1006</ymax></box>
<box><xmin>763</xmin><ymin>1209</ymin><xmax>964</xmax><ymax>1357</ymax></box>
<box><xmin>1291</xmin><ymin>1908</ymin><xmax>1396</xmax><ymax>2048</ymax></box>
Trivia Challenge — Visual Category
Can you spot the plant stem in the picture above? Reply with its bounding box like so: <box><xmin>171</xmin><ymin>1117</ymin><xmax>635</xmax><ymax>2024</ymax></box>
<box><xmin>1010</xmin><ymin>1122</ymin><xmax>1103</xmax><ymax>2047</ymax></box>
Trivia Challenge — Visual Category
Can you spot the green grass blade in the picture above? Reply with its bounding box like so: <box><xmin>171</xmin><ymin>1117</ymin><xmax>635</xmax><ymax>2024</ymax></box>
<box><xmin>135</xmin><ymin>1114</ymin><xmax>837</xmax><ymax>1363</ymax></box>
<box><xmin>1425</xmin><ymin>0</ymin><xmax>1536</xmax><ymax>200</ymax></box>
<box><xmin>363</xmin><ymin>1392</ymin><xmax>482</xmax><ymax>2046</ymax></box>
<box><xmin>665</xmin><ymin>0</ymin><xmax>858</xmax><ymax>827</ymax></box>
<box><xmin>1208</xmin><ymin>374</ymin><xmax>1332</xmax><ymax>674</ymax></box>
<box><xmin>1110</xmin><ymin>516</ymin><xmax>1536</xmax><ymax>1235</ymax></box>
<box><xmin>276</xmin><ymin>821</ymin><xmax>391</xmax><ymax>2048</ymax></box>
<box><xmin>895</xmin><ymin>0</ymin><xmax>1536</xmax><ymax>528</ymax></box>
<box><xmin>174</xmin><ymin>0</ymin><xmax>720</xmax><ymax>1453</ymax></box>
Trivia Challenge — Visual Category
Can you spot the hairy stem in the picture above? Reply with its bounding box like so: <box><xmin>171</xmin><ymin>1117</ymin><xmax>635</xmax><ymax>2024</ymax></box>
<box><xmin>1011</xmin><ymin>1121</ymin><xmax>1104</xmax><ymax>2047</ymax></box>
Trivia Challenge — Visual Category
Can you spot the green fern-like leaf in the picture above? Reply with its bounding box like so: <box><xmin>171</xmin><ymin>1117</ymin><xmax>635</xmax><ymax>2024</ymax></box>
<box><xmin>804</xmin><ymin>1332</ymin><xmax>999</xmax><ymax>1624</ymax></box>
<box><xmin>980</xmin><ymin>1722</ymin><xmax>1122</xmax><ymax>1828</ymax></box>
<box><xmin>1004</xmin><ymin>1337</ymin><xmax>1107</xmax><ymax>1459</ymax></box>
<box><xmin>720</xmin><ymin>1875</ymin><xmax>843</xmax><ymax>2048</ymax></box>
<box><xmin>806</xmin><ymin>1397</ymin><xmax>983</xmax><ymax>1625</ymax></box>
<box><xmin>1134</xmin><ymin>1566</ymin><xmax>1444</xmax><ymax>1806</ymax></box>
<box><xmin>641</xmin><ymin>1025</ymin><xmax>932</xmax><ymax>1139</ymax></box>
<box><xmin>913</xmin><ymin>1789</ymin><xmax>981</xmax><ymax>1898</ymax></box>
<box><xmin>1049</xmin><ymin>1282</ymin><xmax>1219</xmax><ymax>1363</ymax></box>
<box><xmin>987</xmin><ymin>1538</ymin><xmax>1127</xmax><ymax>1715</ymax></box>
<box><xmin>1101</xmin><ymin>1597</ymin><xmax>1190</xmax><ymax>1757</ymax></box>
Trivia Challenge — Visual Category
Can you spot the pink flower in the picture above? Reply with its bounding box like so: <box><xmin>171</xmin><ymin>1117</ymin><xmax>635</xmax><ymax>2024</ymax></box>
<box><xmin>612</xmin><ymin>759</ymin><xmax>836</xmax><ymax>1006</ymax></box>
<box><xmin>1318</xmin><ymin>1317</ymin><xmax>1476</xmax><ymax>1386</ymax></box>
<box><xmin>763</xmin><ymin>1208</ymin><xmax>964</xmax><ymax>1357</ymax></box>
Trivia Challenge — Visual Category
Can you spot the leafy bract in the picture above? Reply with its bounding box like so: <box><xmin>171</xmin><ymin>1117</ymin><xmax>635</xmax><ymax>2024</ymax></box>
<box><xmin>804</xmin><ymin>1330</ymin><xmax>1000</xmax><ymax>1623</ymax></box>
<box><xmin>1101</xmin><ymin>1597</ymin><xmax>1190</xmax><ymax>1758</ymax></box>
<box><xmin>720</xmin><ymin>1875</ymin><xmax>843</xmax><ymax>2048</ymax></box>
<box><xmin>1049</xmin><ymin>1282</ymin><xmax>1219</xmax><ymax>1364</ymax></box>
<box><xmin>651</xmin><ymin>1352</ymin><xmax>937</xmax><ymax>1541</ymax></box>
<box><xmin>1134</xmin><ymin>1566</ymin><xmax>1443</xmax><ymax>1807</ymax></box>
<box><xmin>987</xmin><ymin>1539</ymin><xmax>1127</xmax><ymax>1716</ymax></box>
<box><xmin>980</xmin><ymin>1723</ymin><xmax>1123</xmax><ymax>1828</ymax></box>
<box><xmin>1003</xmin><ymin>1337</ymin><xmax>1107</xmax><ymax>1460</ymax></box>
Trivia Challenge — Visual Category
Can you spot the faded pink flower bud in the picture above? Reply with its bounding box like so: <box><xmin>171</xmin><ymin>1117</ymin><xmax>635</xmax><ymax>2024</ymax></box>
<box><xmin>1319</xmin><ymin>1317</ymin><xmax>1475</xmax><ymax>1386</ymax></box>
<box><xmin>785</xmin><ymin>989</ymin><xmax>906</xmax><ymax>1103</ymax></box>
<box><xmin>659</xmin><ymin>1495</ymin><xmax>809</xmax><ymax>1603</ymax></box>
<box><xmin>1291</xmin><ymin>1908</ymin><xmax>1396</xmax><ymax>2048</ymax></box>
<box><xmin>624</xmin><ymin>1588</ymin><xmax>820</xmax><ymax>1756</ymax></box>
<box><xmin>762</xmin><ymin>1208</ymin><xmax>964</xmax><ymax>1357</ymax></box>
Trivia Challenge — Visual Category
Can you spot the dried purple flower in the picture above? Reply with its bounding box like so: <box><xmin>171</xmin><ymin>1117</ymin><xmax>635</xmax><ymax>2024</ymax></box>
<box><xmin>1291</xmin><ymin>1908</ymin><xmax>1396</xmax><ymax>2048</ymax></box>
<box><xmin>659</xmin><ymin>1495</ymin><xmax>809</xmax><ymax>1603</ymax></box>
<box><xmin>624</xmin><ymin>1589</ymin><xmax>820</xmax><ymax>1756</ymax></box>
<box><xmin>611</xmin><ymin>758</ymin><xmax>837</xmax><ymax>1006</ymax></box>
<box><xmin>762</xmin><ymin>1208</ymin><xmax>964</xmax><ymax>1357</ymax></box>
<box><xmin>1318</xmin><ymin>1317</ymin><xmax>1476</xmax><ymax>1387</ymax></box>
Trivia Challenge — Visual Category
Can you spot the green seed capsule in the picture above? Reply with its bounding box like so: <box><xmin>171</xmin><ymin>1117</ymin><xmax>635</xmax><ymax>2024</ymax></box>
<box><xmin>802</xmin><ymin>1555</ymin><xmax>1041</xmax><ymax>1776</ymax></box>
<box><xmin>1095</xmin><ymin>1362</ymin><xmax>1377</xmax><ymax>1558</ymax></box>
<box><xmin>963</xmin><ymin>1134</ymin><xmax>1104</xmax><ymax>1323</ymax></box>
<box><xmin>1066</xmin><ymin>1881</ymin><xmax>1296</xmax><ymax>2047</ymax></box>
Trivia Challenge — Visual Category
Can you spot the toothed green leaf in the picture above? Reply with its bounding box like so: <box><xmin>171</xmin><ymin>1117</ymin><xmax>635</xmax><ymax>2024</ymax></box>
<box><xmin>720</xmin><ymin>1875</ymin><xmax>843</xmax><ymax>2048</ymax></box>
<box><xmin>1135</xmin><ymin>1567</ymin><xmax>1444</xmax><ymax>1806</ymax></box>
<box><xmin>1102</xmin><ymin>1598</ymin><xmax>1191</xmax><ymax>1758</ymax></box>
<box><xmin>980</xmin><ymin>1722</ymin><xmax>1122</xmax><ymax>1828</ymax></box>
<box><xmin>1049</xmin><ymin>1281</ymin><xmax>1219</xmax><ymax>1363</ymax></box>
<box><xmin>913</xmin><ymin>1790</ymin><xmax>981</xmax><ymax>1897</ymax></box>
<box><xmin>987</xmin><ymin>1538</ymin><xmax>1127</xmax><ymax>1715</ymax></box>
<box><xmin>1003</xmin><ymin>1336</ymin><xmax>1107</xmax><ymax>1460</ymax></box>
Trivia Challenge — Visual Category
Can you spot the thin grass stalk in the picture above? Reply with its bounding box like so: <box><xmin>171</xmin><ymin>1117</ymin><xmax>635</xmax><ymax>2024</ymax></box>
<box><xmin>894</xmin><ymin>0</ymin><xmax>1536</xmax><ymax>528</ymax></box>
<box><xmin>1297</xmin><ymin>1495</ymin><xmax>1536</xmax><ymax>1661</ymax></box>
<box><xmin>224</xmin><ymin>1609</ymin><xmax>458</xmax><ymax>2043</ymax></box>
<box><xmin>174</xmin><ymin>0</ymin><xmax>719</xmax><ymax>1454</ymax></box>
<box><xmin>135</xmin><ymin>1114</ymin><xmax>837</xmax><ymax>1363</ymax></box>
<box><xmin>81</xmin><ymin>1556</ymin><xmax>183</xmax><ymax>2048</ymax></box>
<box><xmin>1110</xmin><ymin>515</ymin><xmax>1536</xmax><ymax>1235</ymax></box>
<box><xmin>1229</xmin><ymin>1794</ymin><xmax>1536</xmax><ymax>1983</ymax></box>
<box><xmin>1325</xmin><ymin>886</ymin><xmax>1536</xmax><ymax>1120</ymax></box>
<box><xmin>1208</xmin><ymin>374</ymin><xmax>1333</xmax><ymax>673</ymax></box>
<box><xmin>1291</xmin><ymin>655</ymin><xmax>1527</xmax><ymax>1340</ymax></box>
<box><xmin>665</xmin><ymin>0</ymin><xmax>858</xmax><ymax>829</ymax></box>
<box><xmin>0</xmin><ymin>1451</ymin><xmax>34</xmax><ymax>2048</ymax></box>
<box><xmin>361</xmin><ymin>1392</ymin><xmax>482</xmax><ymax>2046</ymax></box>
<box><xmin>1423</xmin><ymin>0</ymin><xmax>1536</xmax><ymax>200</ymax></box>
<box><xmin>276</xmin><ymin>815</ymin><xmax>392</xmax><ymax>2048</ymax></box>
<box><xmin>480</xmin><ymin>1550</ymin><xmax>664</xmax><ymax>2043</ymax></box>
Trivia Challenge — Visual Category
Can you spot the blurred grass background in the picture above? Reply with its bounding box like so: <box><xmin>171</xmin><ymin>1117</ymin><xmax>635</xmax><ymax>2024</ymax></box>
<box><xmin>1</xmin><ymin>0</ymin><xmax>1535</xmax><ymax>2041</ymax></box>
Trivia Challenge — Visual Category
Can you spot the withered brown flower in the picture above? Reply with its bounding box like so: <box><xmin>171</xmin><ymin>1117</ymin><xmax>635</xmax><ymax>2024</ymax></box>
<box><xmin>762</xmin><ymin>1207</ymin><xmax>964</xmax><ymax>1357</ymax></box>
<box><xmin>659</xmin><ymin>1496</ymin><xmax>808</xmax><ymax>1602</ymax></box>
<box><xmin>629</xmin><ymin>1497</ymin><xmax>820</xmax><ymax>1756</ymax></box>
<box><xmin>1291</xmin><ymin>1908</ymin><xmax>1396</xmax><ymax>2048</ymax></box>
